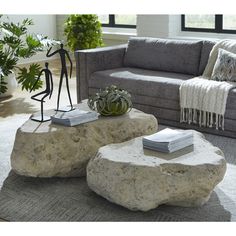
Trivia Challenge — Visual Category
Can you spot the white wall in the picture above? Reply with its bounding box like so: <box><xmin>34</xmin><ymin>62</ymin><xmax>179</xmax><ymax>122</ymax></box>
<box><xmin>56</xmin><ymin>15</ymin><xmax>67</xmax><ymax>43</ymax></box>
<box><xmin>137</xmin><ymin>15</ymin><xmax>169</xmax><ymax>38</ymax></box>
<box><xmin>2</xmin><ymin>15</ymin><xmax>57</xmax><ymax>63</ymax></box>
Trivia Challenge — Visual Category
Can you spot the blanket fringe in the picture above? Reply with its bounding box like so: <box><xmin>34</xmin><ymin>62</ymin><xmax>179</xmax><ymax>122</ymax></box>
<box><xmin>180</xmin><ymin>108</ymin><xmax>225</xmax><ymax>130</ymax></box>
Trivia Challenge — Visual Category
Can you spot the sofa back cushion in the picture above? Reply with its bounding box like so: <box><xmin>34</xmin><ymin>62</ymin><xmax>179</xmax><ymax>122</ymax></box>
<box><xmin>198</xmin><ymin>40</ymin><xmax>216</xmax><ymax>75</ymax></box>
<box><xmin>124</xmin><ymin>37</ymin><xmax>203</xmax><ymax>75</ymax></box>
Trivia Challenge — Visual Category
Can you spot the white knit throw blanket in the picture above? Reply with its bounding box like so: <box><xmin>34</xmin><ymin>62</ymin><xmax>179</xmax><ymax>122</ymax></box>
<box><xmin>180</xmin><ymin>77</ymin><xmax>234</xmax><ymax>130</ymax></box>
<box><xmin>179</xmin><ymin>39</ymin><xmax>236</xmax><ymax>130</ymax></box>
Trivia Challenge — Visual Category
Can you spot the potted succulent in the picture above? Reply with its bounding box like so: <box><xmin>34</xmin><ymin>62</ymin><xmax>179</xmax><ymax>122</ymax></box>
<box><xmin>0</xmin><ymin>16</ymin><xmax>58</xmax><ymax>97</ymax></box>
<box><xmin>88</xmin><ymin>85</ymin><xmax>132</xmax><ymax>116</ymax></box>
<box><xmin>64</xmin><ymin>14</ymin><xmax>104</xmax><ymax>51</ymax></box>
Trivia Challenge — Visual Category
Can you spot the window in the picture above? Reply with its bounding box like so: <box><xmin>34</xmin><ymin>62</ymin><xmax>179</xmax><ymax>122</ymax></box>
<box><xmin>223</xmin><ymin>15</ymin><xmax>236</xmax><ymax>30</ymax></box>
<box><xmin>182</xmin><ymin>15</ymin><xmax>236</xmax><ymax>34</ymax></box>
<box><xmin>97</xmin><ymin>15</ymin><xmax>136</xmax><ymax>28</ymax></box>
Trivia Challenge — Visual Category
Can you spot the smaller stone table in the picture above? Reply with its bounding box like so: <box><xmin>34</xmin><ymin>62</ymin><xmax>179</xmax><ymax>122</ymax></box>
<box><xmin>10</xmin><ymin>100</ymin><xmax>157</xmax><ymax>177</ymax></box>
<box><xmin>87</xmin><ymin>131</ymin><xmax>227</xmax><ymax>211</ymax></box>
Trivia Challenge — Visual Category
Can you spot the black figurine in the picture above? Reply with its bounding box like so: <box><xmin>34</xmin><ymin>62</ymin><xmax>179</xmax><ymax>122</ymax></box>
<box><xmin>46</xmin><ymin>43</ymin><xmax>74</xmax><ymax>112</ymax></box>
<box><xmin>30</xmin><ymin>62</ymin><xmax>53</xmax><ymax>122</ymax></box>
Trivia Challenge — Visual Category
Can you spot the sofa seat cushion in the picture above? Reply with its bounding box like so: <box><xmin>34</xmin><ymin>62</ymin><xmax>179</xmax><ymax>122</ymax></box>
<box><xmin>123</xmin><ymin>37</ymin><xmax>203</xmax><ymax>75</ymax></box>
<box><xmin>89</xmin><ymin>67</ymin><xmax>193</xmax><ymax>101</ymax></box>
<box><xmin>89</xmin><ymin>67</ymin><xmax>236</xmax><ymax>118</ymax></box>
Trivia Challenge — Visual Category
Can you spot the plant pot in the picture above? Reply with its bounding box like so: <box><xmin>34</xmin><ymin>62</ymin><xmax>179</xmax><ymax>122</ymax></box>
<box><xmin>0</xmin><ymin>72</ymin><xmax>18</xmax><ymax>98</ymax></box>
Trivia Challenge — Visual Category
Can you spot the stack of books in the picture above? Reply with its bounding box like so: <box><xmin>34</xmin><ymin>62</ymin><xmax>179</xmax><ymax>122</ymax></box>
<box><xmin>51</xmin><ymin>109</ymin><xmax>98</xmax><ymax>126</ymax></box>
<box><xmin>142</xmin><ymin>128</ymin><xmax>193</xmax><ymax>153</ymax></box>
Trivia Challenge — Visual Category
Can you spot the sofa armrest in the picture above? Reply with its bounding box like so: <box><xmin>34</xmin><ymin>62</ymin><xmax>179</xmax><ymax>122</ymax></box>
<box><xmin>75</xmin><ymin>44</ymin><xmax>127</xmax><ymax>102</ymax></box>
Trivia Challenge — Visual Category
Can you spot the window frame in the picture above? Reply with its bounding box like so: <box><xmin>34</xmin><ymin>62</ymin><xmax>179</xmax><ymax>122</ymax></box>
<box><xmin>101</xmin><ymin>15</ymin><xmax>136</xmax><ymax>29</ymax></box>
<box><xmin>181</xmin><ymin>15</ymin><xmax>236</xmax><ymax>34</ymax></box>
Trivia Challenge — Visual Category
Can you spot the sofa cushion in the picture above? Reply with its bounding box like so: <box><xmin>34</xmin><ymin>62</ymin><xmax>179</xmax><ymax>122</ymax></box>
<box><xmin>89</xmin><ymin>67</ymin><xmax>236</xmax><ymax>121</ymax></box>
<box><xmin>198</xmin><ymin>40</ymin><xmax>216</xmax><ymax>75</ymax></box>
<box><xmin>123</xmin><ymin>37</ymin><xmax>203</xmax><ymax>76</ymax></box>
<box><xmin>211</xmin><ymin>48</ymin><xmax>236</xmax><ymax>82</ymax></box>
<box><xmin>89</xmin><ymin>67</ymin><xmax>193</xmax><ymax>101</ymax></box>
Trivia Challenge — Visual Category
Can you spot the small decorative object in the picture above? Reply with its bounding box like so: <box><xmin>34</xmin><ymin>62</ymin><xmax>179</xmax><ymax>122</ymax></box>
<box><xmin>30</xmin><ymin>62</ymin><xmax>53</xmax><ymax>122</ymax></box>
<box><xmin>46</xmin><ymin>43</ymin><xmax>74</xmax><ymax>112</ymax></box>
<box><xmin>88</xmin><ymin>85</ymin><xmax>132</xmax><ymax>116</ymax></box>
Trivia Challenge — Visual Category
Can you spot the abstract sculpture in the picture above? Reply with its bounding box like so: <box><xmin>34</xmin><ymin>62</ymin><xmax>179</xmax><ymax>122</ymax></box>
<box><xmin>30</xmin><ymin>62</ymin><xmax>53</xmax><ymax>122</ymax></box>
<box><xmin>46</xmin><ymin>43</ymin><xmax>74</xmax><ymax>112</ymax></box>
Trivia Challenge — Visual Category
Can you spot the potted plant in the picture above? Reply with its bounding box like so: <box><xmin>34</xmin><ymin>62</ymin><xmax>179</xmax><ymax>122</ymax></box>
<box><xmin>88</xmin><ymin>85</ymin><xmax>132</xmax><ymax>116</ymax></box>
<box><xmin>64</xmin><ymin>14</ymin><xmax>104</xmax><ymax>51</ymax></box>
<box><xmin>0</xmin><ymin>16</ymin><xmax>58</xmax><ymax>97</ymax></box>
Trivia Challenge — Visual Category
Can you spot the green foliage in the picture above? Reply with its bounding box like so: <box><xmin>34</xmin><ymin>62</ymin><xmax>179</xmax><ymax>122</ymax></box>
<box><xmin>0</xmin><ymin>68</ymin><xmax>7</xmax><ymax>94</ymax></box>
<box><xmin>17</xmin><ymin>64</ymin><xmax>42</xmax><ymax>91</ymax></box>
<box><xmin>64</xmin><ymin>14</ymin><xmax>104</xmax><ymax>51</ymax></box>
<box><xmin>0</xmin><ymin>50</ymin><xmax>17</xmax><ymax>74</ymax></box>
<box><xmin>88</xmin><ymin>85</ymin><xmax>132</xmax><ymax>116</ymax></box>
<box><xmin>0</xmin><ymin>16</ymin><xmax>58</xmax><ymax>95</ymax></box>
<box><xmin>0</xmin><ymin>49</ymin><xmax>17</xmax><ymax>94</ymax></box>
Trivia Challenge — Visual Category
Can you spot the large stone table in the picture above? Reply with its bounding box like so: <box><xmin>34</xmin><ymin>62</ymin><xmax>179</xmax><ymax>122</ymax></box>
<box><xmin>87</xmin><ymin>131</ymin><xmax>227</xmax><ymax>211</ymax></box>
<box><xmin>10</xmin><ymin>101</ymin><xmax>157</xmax><ymax>177</ymax></box>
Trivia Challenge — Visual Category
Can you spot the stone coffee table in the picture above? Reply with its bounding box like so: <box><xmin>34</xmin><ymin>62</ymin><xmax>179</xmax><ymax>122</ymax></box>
<box><xmin>87</xmin><ymin>131</ymin><xmax>227</xmax><ymax>211</ymax></box>
<box><xmin>10</xmin><ymin>100</ymin><xmax>157</xmax><ymax>177</ymax></box>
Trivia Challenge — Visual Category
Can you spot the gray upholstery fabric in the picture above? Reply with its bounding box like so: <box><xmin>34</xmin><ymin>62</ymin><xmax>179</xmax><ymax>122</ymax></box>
<box><xmin>123</xmin><ymin>37</ymin><xmax>203</xmax><ymax>75</ymax></box>
<box><xmin>89</xmin><ymin>67</ymin><xmax>192</xmax><ymax>100</ymax></box>
<box><xmin>198</xmin><ymin>40</ymin><xmax>216</xmax><ymax>75</ymax></box>
<box><xmin>133</xmin><ymin>102</ymin><xmax>236</xmax><ymax>121</ymax></box>
<box><xmin>160</xmin><ymin>119</ymin><xmax>236</xmax><ymax>139</ymax></box>
<box><xmin>75</xmin><ymin>44</ymin><xmax>127</xmax><ymax>102</ymax></box>
<box><xmin>228</xmin><ymin>89</ymin><xmax>236</xmax><ymax>110</ymax></box>
<box><xmin>133</xmin><ymin>104</ymin><xmax>236</xmax><ymax>134</ymax></box>
<box><xmin>89</xmin><ymin>88</ymin><xmax>180</xmax><ymax>110</ymax></box>
<box><xmin>89</xmin><ymin>67</ymin><xmax>236</xmax><ymax>121</ymax></box>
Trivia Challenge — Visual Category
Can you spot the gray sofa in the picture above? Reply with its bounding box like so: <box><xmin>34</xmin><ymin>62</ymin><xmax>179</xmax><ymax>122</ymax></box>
<box><xmin>75</xmin><ymin>37</ymin><xmax>236</xmax><ymax>138</ymax></box>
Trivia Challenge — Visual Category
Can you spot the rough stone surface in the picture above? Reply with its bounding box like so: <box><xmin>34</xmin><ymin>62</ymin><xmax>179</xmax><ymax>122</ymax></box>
<box><xmin>87</xmin><ymin>131</ymin><xmax>227</xmax><ymax>211</ymax></box>
<box><xmin>10</xmin><ymin>101</ymin><xmax>157</xmax><ymax>177</ymax></box>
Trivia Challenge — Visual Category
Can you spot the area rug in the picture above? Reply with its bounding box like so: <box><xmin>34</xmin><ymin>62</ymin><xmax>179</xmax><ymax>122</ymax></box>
<box><xmin>0</xmin><ymin>162</ymin><xmax>235</xmax><ymax>222</ymax></box>
<box><xmin>0</xmin><ymin>122</ymin><xmax>235</xmax><ymax>222</ymax></box>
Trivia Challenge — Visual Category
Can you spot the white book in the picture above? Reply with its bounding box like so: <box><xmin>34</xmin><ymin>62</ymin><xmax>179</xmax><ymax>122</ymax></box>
<box><xmin>143</xmin><ymin>128</ymin><xmax>192</xmax><ymax>144</ymax></box>
<box><xmin>143</xmin><ymin>136</ymin><xmax>193</xmax><ymax>153</ymax></box>
<box><xmin>51</xmin><ymin>109</ymin><xmax>98</xmax><ymax>126</ymax></box>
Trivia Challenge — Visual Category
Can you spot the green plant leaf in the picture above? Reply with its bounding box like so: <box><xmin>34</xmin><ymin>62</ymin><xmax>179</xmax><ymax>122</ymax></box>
<box><xmin>16</xmin><ymin>63</ymin><xmax>42</xmax><ymax>91</ymax></box>
<box><xmin>0</xmin><ymin>50</ymin><xmax>18</xmax><ymax>75</ymax></box>
<box><xmin>26</xmin><ymin>35</ymin><xmax>42</xmax><ymax>48</ymax></box>
<box><xmin>0</xmin><ymin>18</ymin><xmax>33</xmax><ymax>38</ymax></box>
<box><xmin>0</xmin><ymin>75</ymin><xmax>8</xmax><ymax>94</ymax></box>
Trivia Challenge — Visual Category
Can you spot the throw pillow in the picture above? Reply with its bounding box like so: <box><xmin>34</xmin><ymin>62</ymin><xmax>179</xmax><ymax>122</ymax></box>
<box><xmin>211</xmin><ymin>48</ymin><xmax>236</xmax><ymax>82</ymax></box>
<box><xmin>203</xmin><ymin>39</ymin><xmax>236</xmax><ymax>78</ymax></box>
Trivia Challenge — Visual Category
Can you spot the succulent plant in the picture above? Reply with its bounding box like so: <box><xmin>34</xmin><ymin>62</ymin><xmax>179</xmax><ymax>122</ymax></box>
<box><xmin>88</xmin><ymin>85</ymin><xmax>132</xmax><ymax>116</ymax></box>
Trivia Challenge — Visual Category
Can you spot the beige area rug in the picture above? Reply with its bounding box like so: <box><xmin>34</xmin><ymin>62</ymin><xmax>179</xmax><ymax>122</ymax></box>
<box><xmin>0</xmin><ymin>163</ymin><xmax>235</xmax><ymax>222</ymax></box>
